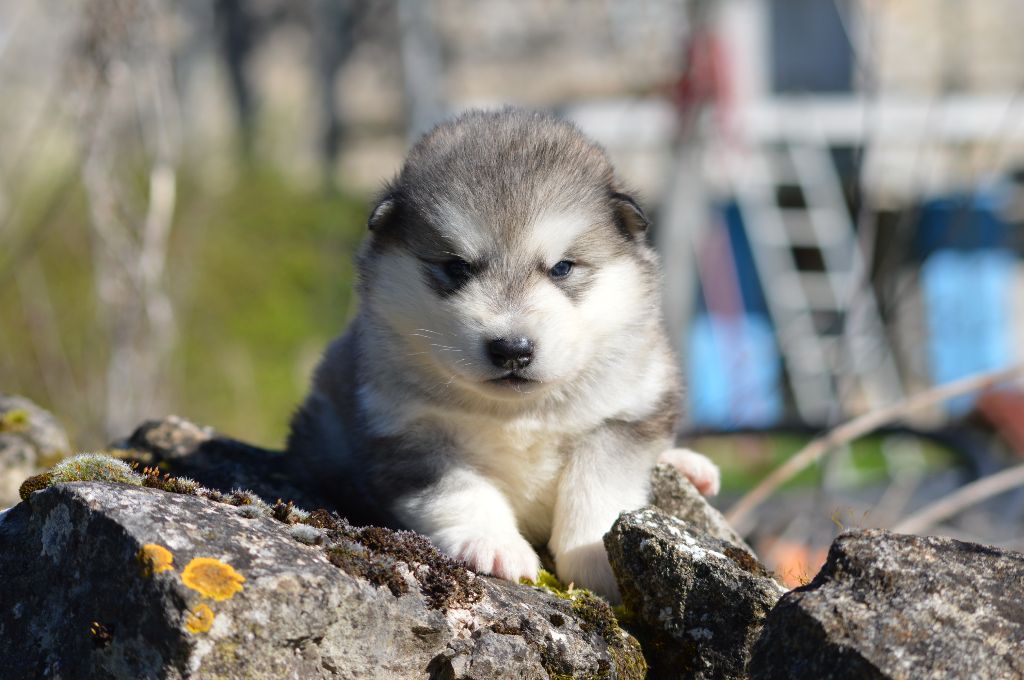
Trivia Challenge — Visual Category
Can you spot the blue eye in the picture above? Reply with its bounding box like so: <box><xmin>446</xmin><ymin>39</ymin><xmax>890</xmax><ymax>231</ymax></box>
<box><xmin>444</xmin><ymin>258</ymin><xmax>472</xmax><ymax>282</ymax></box>
<box><xmin>549</xmin><ymin>260</ymin><xmax>574</xmax><ymax>278</ymax></box>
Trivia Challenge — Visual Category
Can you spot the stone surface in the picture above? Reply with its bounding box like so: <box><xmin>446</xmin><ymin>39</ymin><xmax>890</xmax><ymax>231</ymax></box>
<box><xmin>0</xmin><ymin>394</ymin><xmax>69</xmax><ymax>508</ymax></box>
<box><xmin>114</xmin><ymin>415</ymin><xmax>323</xmax><ymax>508</ymax></box>
<box><xmin>0</xmin><ymin>482</ymin><xmax>644</xmax><ymax>679</ymax></box>
<box><xmin>649</xmin><ymin>463</ymin><xmax>753</xmax><ymax>554</ymax></box>
<box><xmin>605</xmin><ymin>507</ymin><xmax>785</xmax><ymax>680</ymax></box>
<box><xmin>748</xmin><ymin>529</ymin><xmax>1024</xmax><ymax>680</ymax></box>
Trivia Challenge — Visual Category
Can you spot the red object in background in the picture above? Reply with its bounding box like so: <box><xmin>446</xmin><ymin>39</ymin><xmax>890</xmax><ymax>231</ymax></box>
<box><xmin>975</xmin><ymin>390</ymin><xmax>1024</xmax><ymax>458</ymax></box>
<box><xmin>672</xmin><ymin>30</ymin><xmax>734</xmax><ymax>132</ymax></box>
<box><xmin>757</xmin><ymin>537</ymin><xmax>829</xmax><ymax>589</ymax></box>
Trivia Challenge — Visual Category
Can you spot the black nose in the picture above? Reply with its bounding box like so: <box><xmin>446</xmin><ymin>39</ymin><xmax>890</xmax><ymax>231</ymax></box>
<box><xmin>487</xmin><ymin>337</ymin><xmax>535</xmax><ymax>370</ymax></box>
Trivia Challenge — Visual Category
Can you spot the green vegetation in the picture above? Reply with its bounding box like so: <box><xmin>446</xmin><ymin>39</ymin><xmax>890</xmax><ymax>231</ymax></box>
<box><xmin>0</xmin><ymin>165</ymin><xmax>367</xmax><ymax>448</ymax></box>
<box><xmin>692</xmin><ymin>432</ymin><xmax>961</xmax><ymax>493</ymax></box>
<box><xmin>0</xmin><ymin>408</ymin><xmax>30</xmax><ymax>433</ymax></box>
<box><xmin>174</xmin><ymin>168</ymin><xmax>366</xmax><ymax>446</ymax></box>
<box><xmin>522</xmin><ymin>570</ymin><xmax>647</xmax><ymax>679</ymax></box>
<box><xmin>19</xmin><ymin>452</ymin><xmax>143</xmax><ymax>500</ymax></box>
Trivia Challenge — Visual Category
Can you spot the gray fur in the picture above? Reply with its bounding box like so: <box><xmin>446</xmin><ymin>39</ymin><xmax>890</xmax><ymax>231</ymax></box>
<box><xmin>287</xmin><ymin>108</ymin><xmax>683</xmax><ymax>599</ymax></box>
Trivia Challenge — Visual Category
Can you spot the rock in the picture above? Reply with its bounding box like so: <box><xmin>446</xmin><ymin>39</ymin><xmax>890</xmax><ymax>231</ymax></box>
<box><xmin>605</xmin><ymin>507</ymin><xmax>785</xmax><ymax>680</ymax></box>
<box><xmin>748</xmin><ymin>529</ymin><xmax>1024</xmax><ymax>680</ymax></box>
<box><xmin>113</xmin><ymin>415</ymin><xmax>323</xmax><ymax>508</ymax></box>
<box><xmin>649</xmin><ymin>463</ymin><xmax>753</xmax><ymax>554</ymax></box>
<box><xmin>0</xmin><ymin>481</ymin><xmax>644</xmax><ymax>679</ymax></box>
<box><xmin>0</xmin><ymin>394</ymin><xmax>69</xmax><ymax>508</ymax></box>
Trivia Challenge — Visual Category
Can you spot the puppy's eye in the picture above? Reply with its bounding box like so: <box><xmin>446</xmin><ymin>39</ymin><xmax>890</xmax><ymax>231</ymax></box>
<box><xmin>549</xmin><ymin>260</ymin><xmax>574</xmax><ymax>279</ymax></box>
<box><xmin>444</xmin><ymin>258</ymin><xmax>473</xmax><ymax>282</ymax></box>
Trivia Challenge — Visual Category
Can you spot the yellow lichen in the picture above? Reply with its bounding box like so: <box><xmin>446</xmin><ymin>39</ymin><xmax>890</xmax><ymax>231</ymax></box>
<box><xmin>138</xmin><ymin>544</ymin><xmax>175</xmax><ymax>577</ymax></box>
<box><xmin>181</xmin><ymin>557</ymin><xmax>245</xmax><ymax>601</ymax></box>
<box><xmin>0</xmin><ymin>408</ymin><xmax>30</xmax><ymax>433</ymax></box>
<box><xmin>185</xmin><ymin>603</ymin><xmax>215</xmax><ymax>633</ymax></box>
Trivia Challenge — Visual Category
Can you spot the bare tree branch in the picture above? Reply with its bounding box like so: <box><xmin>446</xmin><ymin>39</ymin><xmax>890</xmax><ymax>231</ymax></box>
<box><xmin>77</xmin><ymin>0</ymin><xmax>181</xmax><ymax>438</ymax></box>
<box><xmin>726</xmin><ymin>364</ymin><xmax>1024</xmax><ymax>532</ymax></box>
<box><xmin>891</xmin><ymin>463</ymin><xmax>1024</xmax><ymax>535</ymax></box>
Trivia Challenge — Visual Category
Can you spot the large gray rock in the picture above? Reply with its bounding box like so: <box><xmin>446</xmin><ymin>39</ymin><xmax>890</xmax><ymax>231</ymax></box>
<box><xmin>605</xmin><ymin>507</ymin><xmax>785</xmax><ymax>680</ymax></box>
<box><xmin>649</xmin><ymin>463</ymin><xmax>753</xmax><ymax>554</ymax></box>
<box><xmin>0</xmin><ymin>394</ymin><xmax>69</xmax><ymax>508</ymax></box>
<box><xmin>0</xmin><ymin>482</ymin><xmax>644</xmax><ymax>679</ymax></box>
<box><xmin>749</xmin><ymin>529</ymin><xmax>1024</xmax><ymax>680</ymax></box>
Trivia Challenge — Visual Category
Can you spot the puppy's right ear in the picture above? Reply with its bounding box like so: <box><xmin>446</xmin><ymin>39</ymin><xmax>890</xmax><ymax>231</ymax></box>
<box><xmin>367</xmin><ymin>195</ymin><xmax>397</xmax><ymax>231</ymax></box>
<box><xmin>610</xmin><ymin>191</ymin><xmax>649</xmax><ymax>239</ymax></box>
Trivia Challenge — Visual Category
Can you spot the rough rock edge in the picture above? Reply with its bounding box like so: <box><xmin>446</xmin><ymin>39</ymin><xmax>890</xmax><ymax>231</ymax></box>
<box><xmin>15</xmin><ymin>454</ymin><xmax>645</xmax><ymax>679</ymax></box>
<box><xmin>649</xmin><ymin>463</ymin><xmax>754</xmax><ymax>555</ymax></box>
<box><xmin>606</xmin><ymin>507</ymin><xmax>786</xmax><ymax>680</ymax></box>
<box><xmin>748</xmin><ymin>529</ymin><xmax>1024</xmax><ymax>680</ymax></box>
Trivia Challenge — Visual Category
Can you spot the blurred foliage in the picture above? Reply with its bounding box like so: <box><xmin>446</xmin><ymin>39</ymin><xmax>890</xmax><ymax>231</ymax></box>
<box><xmin>693</xmin><ymin>433</ymin><xmax>961</xmax><ymax>494</ymax></box>
<box><xmin>0</xmin><ymin>165</ymin><xmax>367</xmax><ymax>449</ymax></box>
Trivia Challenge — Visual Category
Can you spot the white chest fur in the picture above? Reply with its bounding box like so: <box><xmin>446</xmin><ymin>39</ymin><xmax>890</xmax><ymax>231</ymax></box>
<box><xmin>441</xmin><ymin>411</ymin><xmax>568</xmax><ymax>545</ymax></box>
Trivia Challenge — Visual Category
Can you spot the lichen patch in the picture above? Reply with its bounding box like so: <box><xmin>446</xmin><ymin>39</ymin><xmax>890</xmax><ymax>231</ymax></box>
<box><xmin>138</xmin><ymin>544</ymin><xmax>175</xmax><ymax>577</ymax></box>
<box><xmin>185</xmin><ymin>603</ymin><xmax>215</xmax><ymax>634</ymax></box>
<box><xmin>40</xmin><ymin>504</ymin><xmax>72</xmax><ymax>562</ymax></box>
<box><xmin>181</xmin><ymin>558</ymin><xmax>245</xmax><ymax>601</ymax></box>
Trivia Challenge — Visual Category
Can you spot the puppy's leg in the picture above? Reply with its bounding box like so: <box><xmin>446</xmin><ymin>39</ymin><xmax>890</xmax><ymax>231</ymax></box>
<box><xmin>659</xmin><ymin>447</ymin><xmax>721</xmax><ymax>496</ymax></box>
<box><xmin>549</xmin><ymin>430</ymin><xmax>661</xmax><ymax>602</ymax></box>
<box><xmin>395</xmin><ymin>467</ymin><xmax>540</xmax><ymax>583</ymax></box>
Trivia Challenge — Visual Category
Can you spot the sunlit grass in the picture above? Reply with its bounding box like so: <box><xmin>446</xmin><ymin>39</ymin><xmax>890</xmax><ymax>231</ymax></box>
<box><xmin>0</xmin><ymin>163</ymin><xmax>366</xmax><ymax>449</ymax></box>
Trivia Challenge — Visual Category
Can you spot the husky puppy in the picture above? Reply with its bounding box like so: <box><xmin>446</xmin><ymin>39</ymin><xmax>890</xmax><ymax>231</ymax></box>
<box><xmin>288</xmin><ymin>108</ymin><xmax>718</xmax><ymax>600</ymax></box>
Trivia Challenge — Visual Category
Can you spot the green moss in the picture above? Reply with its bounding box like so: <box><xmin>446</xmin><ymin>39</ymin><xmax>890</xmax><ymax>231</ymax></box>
<box><xmin>522</xmin><ymin>570</ymin><xmax>646</xmax><ymax>679</ymax></box>
<box><xmin>49</xmin><ymin>453</ymin><xmax>144</xmax><ymax>486</ymax></box>
<box><xmin>571</xmin><ymin>593</ymin><xmax>646</xmax><ymax>679</ymax></box>
<box><xmin>522</xmin><ymin>569</ymin><xmax>571</xmax><ymax>596</ymax></box>
<box><xmin>0</xmin><ymin>408</ymin><xmax>30</xmax><ymax>433</ymax></box>
<box><xmin>611</xmin><ymin>602</ymin><xmax>638</xmax><ymax>628</ymax></box>
<box><xmin>19</xmin><ymin>453</ymin><xmax>144</xmax><ymax>500</ymax></box>
<box><xmin>604</xmin><ymin>626</ymin><xmax>647</xmax><ymax>680</ymax></box>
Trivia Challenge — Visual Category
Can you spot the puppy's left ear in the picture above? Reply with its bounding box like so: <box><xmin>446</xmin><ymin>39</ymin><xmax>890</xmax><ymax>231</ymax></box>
<box><xmin>367</xmin><ymin>194</ymin><xmax>397</xmax><ymax>231</ymax></box>
<box><xmin>610</xmin><ymin>191</ymin><xmax>649</xmax><ymax>239</ymax></box>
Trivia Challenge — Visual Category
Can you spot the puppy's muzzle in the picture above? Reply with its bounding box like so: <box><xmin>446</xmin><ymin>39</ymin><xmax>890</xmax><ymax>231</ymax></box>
<box><xmin>487</xmin><ymin>337</ymin><xmax>535</xmax><ymax>371</ymax></box>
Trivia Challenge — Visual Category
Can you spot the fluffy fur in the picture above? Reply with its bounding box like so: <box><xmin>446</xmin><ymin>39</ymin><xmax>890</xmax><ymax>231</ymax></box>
<box><xmin>288</xmin><ymin>108</ymin><xmax>718</xmax><ymax>600</ymax></box>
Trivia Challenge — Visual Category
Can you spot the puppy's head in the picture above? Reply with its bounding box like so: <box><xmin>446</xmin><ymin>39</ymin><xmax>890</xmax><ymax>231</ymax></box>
<box><xmin>360</xmin><ymin>108</ymin><xmax>657</xmax><ymax>401</ymax></box>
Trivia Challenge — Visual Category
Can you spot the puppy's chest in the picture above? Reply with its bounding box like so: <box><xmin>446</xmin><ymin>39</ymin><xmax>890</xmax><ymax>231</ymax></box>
<box><xmin>451</xmin><ymin>417</ymin><xmax>569</xmax><ymax>542</ymax></box>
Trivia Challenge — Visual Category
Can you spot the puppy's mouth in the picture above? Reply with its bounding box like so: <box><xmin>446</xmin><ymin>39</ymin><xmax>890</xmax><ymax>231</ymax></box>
<box><xmin>487</xmin><ymin>372</ymin><xmax>538</xmax><ymax>387</ymax></box>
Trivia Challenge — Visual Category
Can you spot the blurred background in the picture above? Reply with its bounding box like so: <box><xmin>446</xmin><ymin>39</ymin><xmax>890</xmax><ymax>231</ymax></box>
<box><xmin>3</xmin><ymin>0</ymin><xmax>1024</xmax><ymax>584</ymax></box>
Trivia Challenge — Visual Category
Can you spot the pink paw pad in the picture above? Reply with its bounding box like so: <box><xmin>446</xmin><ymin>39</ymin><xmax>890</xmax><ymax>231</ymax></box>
<box><xmin>659</xmin><ymin>448</ymin><xmax>721</xmax><ymax>496</ymax></box>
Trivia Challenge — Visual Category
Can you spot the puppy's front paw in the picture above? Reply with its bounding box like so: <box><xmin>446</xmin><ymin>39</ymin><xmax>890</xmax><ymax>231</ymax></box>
<box><xmin>436</xmin><ymin>529</ymin><xmax>540</xmax><ymax>583</ymax></box>
<box><xmin>659</xmin><ymin>447</ymin><xmax>721</xmax><ymax>496</ymax></box>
